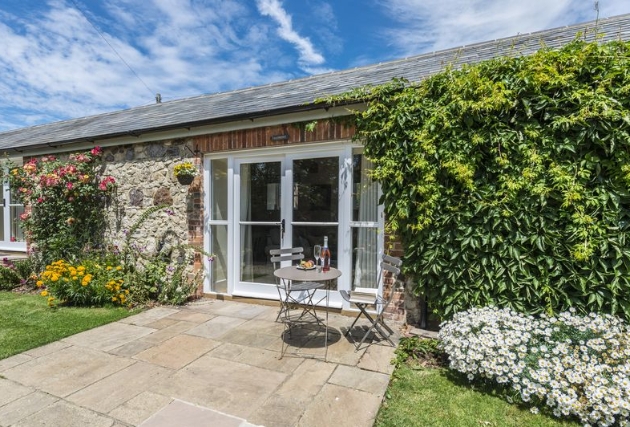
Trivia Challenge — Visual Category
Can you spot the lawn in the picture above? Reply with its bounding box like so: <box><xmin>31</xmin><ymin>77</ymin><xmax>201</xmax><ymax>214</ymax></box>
<box><xmin>375</xmin><ymin>364</ymin><xmax>579</xmax><ymax>427</ymax></box>
<box><xmin>0</xmin><ymin>291</ymin><xmax>138</xmax><ymax>359</ymax></box>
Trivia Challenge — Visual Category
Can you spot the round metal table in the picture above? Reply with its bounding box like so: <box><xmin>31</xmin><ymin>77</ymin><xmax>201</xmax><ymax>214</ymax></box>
<box><xmin>273</xmin><ymin>266</ymin><xmax>341</xmax><ymax>360</ymax></box>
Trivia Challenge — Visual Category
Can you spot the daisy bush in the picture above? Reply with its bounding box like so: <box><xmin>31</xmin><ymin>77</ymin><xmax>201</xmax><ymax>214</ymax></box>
<box><xmin>37</xmin><ymin>259</ymin><xmax>129</xmax><ymax>307</ymax></box>
<box><xmin>439</xmin><ymin>306</ymin><xmax>630</xmax><ymax>426</ymax></box>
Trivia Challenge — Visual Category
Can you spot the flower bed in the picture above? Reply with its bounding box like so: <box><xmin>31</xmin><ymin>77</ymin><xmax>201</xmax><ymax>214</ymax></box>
<box><xmin>439</xmin><ymin>306</ymin><xmax>630</xmax><ymax>426</ymax></box>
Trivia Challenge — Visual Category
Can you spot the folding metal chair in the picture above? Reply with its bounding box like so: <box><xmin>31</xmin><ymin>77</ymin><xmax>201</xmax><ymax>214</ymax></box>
<box><xmin>340</xmin><ymin>254</ymin><xmax>402</xmax><ymax>350</ymax></box>
<box><xmin>269</xmin><ymin>247</ymin><xmax>325</xmax><ymax>324</ymax></box>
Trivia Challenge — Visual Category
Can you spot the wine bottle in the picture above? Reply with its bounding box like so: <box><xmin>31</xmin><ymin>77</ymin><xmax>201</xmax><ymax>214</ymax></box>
<box><xmin>322</xmin><ymin>236</ymin><xmax>331</xmax><ymax>272</ymax></box>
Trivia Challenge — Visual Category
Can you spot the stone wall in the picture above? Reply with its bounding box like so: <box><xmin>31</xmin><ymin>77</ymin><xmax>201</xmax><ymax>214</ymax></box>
<box><xmin>101</xmin><ymin>139</ymin><xmax>202</xmax><ymax>255</ymax></box>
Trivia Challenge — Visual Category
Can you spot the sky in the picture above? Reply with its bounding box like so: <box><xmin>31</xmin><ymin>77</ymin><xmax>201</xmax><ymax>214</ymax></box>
<box><xmin>0</xmin><ymin>0</ymin><xmax>629</xmax><ymax>132</ymax></box>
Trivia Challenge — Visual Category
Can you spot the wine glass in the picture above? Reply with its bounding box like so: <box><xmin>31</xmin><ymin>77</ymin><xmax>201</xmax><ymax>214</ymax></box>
<box><xmin>314</xmin><ymin>245</ymin><xmax>321</xmax><ymax>272</ymax></box>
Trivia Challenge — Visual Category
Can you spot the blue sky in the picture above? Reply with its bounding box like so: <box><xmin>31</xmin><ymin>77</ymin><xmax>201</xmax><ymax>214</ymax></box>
<box><xmin>1</xmin><ymin>0</ymin><xmax>629</xmax><ymax>132</ymax></box>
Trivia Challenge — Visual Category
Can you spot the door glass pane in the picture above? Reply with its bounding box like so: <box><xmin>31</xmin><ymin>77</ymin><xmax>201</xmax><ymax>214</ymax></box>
<box><xmin>352</xmin><ymin>151</ymin><xmax>380</xmax><ymax>289</ymax></box>
<box><xmin>352</xmin><ymin>227</ymin><xmax>379</xmax><ymax>289</ymax></box>
<box><xmin>10</xmin><ymin>206</ymin><xmax>25</xmax><ymax>242</ymax></box>
<box><xmin>211</xmin><ymin>159</ymin><xmax>228</xmax><ymax>221</ymax></box>
<box><xmin>293</xmin><ymin>158</ymin><xmax>338</xmax><ymax>222</ymax></box>
<box><xmin>210</xmin><ymin>224</ymin><xmax>228</xmax><ymax>293</ymax></box>
<box><xmin>352</xmin><ymin>153</ymin><xmax>378</xmax><ymax>222</ymax></box>
<box><xmin>293</xmin><ymin>225</ymin><xmax>337</xmax><ymax>268</ymax></box>
<box><xmin>240</xmin><ymin>224</ymin><xmax>277</xmax><ymax>284</ymax></box>
<box><xmin>240</xmin><ymin>162</ymin><xmax>281</xmax><ymax>222</ymax></box>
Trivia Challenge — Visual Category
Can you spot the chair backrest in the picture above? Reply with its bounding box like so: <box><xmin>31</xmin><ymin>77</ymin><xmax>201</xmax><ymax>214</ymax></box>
<box><xmin>376</xmin><ymin>254</ymin><xmax>403</xmax><ymax>314</ymax></box>
<box><xmin>269</xmin><ymin>247</ymin><xmax>305</xmax><ymax>270</ymax></box>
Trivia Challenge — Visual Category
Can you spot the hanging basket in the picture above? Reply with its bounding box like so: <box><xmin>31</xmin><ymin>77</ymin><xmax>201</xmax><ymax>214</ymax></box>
<box><xmin>176</xmin><ymin>174</ymin><xmax>195</xmax><ymax>185</ymax></box>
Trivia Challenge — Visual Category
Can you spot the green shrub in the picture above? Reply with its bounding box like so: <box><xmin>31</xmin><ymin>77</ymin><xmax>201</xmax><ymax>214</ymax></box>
<box><xmin>0</xmin><ymin>258</ymin><xmax>37</xmax><ymax>290</ymax></box>
<box><xmin>326</xmin><ymin>39</ymin><xmax>630</xmax><ymax>320</ymax></box>
<box><xmin>110</xmin><ymin>204</ymin><xmax>212</xmax><ymax>306</ymax></box>
<box><xmin>4</xmin><ymin>148</ymin><xmax>116</xmax><ymax>266</ymax></box>
<box><xmin>37</xmin><ymin>257</ymin><xmax>128</xmax><ymax>307</ymax></box>
<box><xmin>439</xmin><ymin>306</ymin><xmax>630</xmax><ymax>425</ymax></box>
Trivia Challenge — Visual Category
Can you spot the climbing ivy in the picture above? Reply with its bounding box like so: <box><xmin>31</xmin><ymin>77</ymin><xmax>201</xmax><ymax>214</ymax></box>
<box><xmin>324</xmin><ymin>39</ymin><xmax>630</xmax><ymax>320</ymax></box>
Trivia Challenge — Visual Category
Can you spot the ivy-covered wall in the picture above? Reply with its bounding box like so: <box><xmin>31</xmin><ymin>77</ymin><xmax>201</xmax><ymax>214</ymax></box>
<box><xmin>329</xmin><ymin>39</ymin><xmax>630</xmax><ymax>320</ymax></box>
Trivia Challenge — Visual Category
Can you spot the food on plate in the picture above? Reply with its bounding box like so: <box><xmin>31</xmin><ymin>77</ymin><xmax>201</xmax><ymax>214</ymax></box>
<box><xmin>300</xmin><ymin>260</ymin><xmax>314</xmax><ymax>268</ymax></box>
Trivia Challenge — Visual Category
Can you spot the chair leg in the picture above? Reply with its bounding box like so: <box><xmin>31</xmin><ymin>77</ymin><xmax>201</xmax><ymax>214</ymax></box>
<box><xmin>344</xmin><ymin>305</ymin><xmax>367</xmax><ymax>337</ymax></box>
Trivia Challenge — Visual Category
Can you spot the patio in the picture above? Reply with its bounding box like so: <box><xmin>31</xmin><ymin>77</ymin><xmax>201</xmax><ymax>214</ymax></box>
<box><xmin>0</xmin><ymin>298</ymin><xmax>401</xmax><ymax>427</ymax></box>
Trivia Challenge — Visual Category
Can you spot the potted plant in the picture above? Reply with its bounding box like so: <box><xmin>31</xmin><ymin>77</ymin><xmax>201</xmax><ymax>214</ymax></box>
<box><xmin>174</xmin><ymin>161</ymin><xmax>197</xmax><ymax>184</ymax></box>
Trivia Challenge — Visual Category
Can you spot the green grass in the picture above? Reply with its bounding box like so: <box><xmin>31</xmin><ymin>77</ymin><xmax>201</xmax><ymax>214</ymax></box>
<box><xmin>376</xmin><ymin>365</ymin><xmax>579</xmax><ymax>427</ymax></box>
<box><xmin>0</xmin><ymin>291</ymin><xmax>139</xmax><ymax>359</ymax></box>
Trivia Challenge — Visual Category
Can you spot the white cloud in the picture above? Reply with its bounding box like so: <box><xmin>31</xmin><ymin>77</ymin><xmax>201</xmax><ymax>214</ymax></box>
<box><xmin>377</xmin><ymin>0</ymin><xmax>602</xmax><ymax>55</ymax></box>
<box><xmin>0</xmin><ymin>0</ymin><xmax>295</xmax><ymax>130</ymax></box>
<box><xmin>256</xmin><ymin>0</ymin><xmax>325</xmax><ymax>67</ymax></box>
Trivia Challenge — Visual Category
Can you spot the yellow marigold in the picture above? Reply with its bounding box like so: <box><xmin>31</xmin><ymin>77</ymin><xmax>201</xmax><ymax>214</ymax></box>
<box><xmin>40</xmin><ymin>290</ymin><xmax>48</xmax><ymax>297</ymax></box>
<box><xmin>106</xmin><ymin>266</ymin><xmax>112</xmax><ymax>270</ymax></box>
<box><xmin>111</xmin><ymin>296</ymin><xmax>117</xmax><ymax>301</ymax></box>
<box><xmin>51</xmin><ymin>274</ymin><xmax>59</xmax><ymax>282</ymax></box>
<box><xmin>47</xmin><ymin>297</ymin><xmax>54</xmax><ymax>302</ymax></box>
<box><xmin>116</xmin><ymin>266</ymin><xmax>122</xmax><ymax>271</ymax></box>
<box><xmin>36</xmin><ymin>280</ymin><xmax>44</xmax><ymax>287</ymax></box>
<box><xmin>77</xmin><ymin>266</ymin><xmax>86</xmax><ymax>271</ymax></box>
<box><xmin>81</xmin><ymin>274</ymin><xmax>92</xmax><ymax>286</ymax></box>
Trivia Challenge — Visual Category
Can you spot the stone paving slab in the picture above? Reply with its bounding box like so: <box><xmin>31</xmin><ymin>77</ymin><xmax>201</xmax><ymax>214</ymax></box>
<box><xmin>22</xmin><ymin>341</ymin><xmax>72</xmax><ymax>358</ymax></box>
<box><xmin>297</xmin><ymin>383</ymin><xmax>383</xmax><ymax>427</ymax></box>
<box><xmin>62</xmin><ymin>322</ymin><xmax>156</xmax><ymax>352</ymax></box>
<box><xmin>134</xmin><ymin>334</ymin><xmax>219</xmax><ymax>369</ymax></box>
<box><xmin>138</xmin><ymin>320</ymin><xmax>198</xmax><ymax>344</ymax></box>
<box><xmin>153</xmin><ymin>354</ymin><xmax>287</xmax><ymax>420</ymax></box>
<box><xmin>3</xmin><ymin>346</ymin><xmax>134</xmax><ymax>397</ymax></box>
<box><xmin>328</xmin><ymin>364</ymin><xmax>391</xmax><ymax>395</ymax></box>
<box><xmin>0</xmin><ymin>391</ymin><xmax>59</xmax><ymax>426</ymax></box>
<box><xmin>107</xmin><ymin>392</ymin><xmax>172</xmax><ymax>426</ymax></box>
<box><xmin>0</xmin><ymin>354</ymin><xmax>32</xmax><ymax>372</ymax></box>
<box><xmin>165</xmin><ymin>309</ymin><xmax>214</xmax><ymax>324</ymax></box>
<box><xmin>0</xmin><ymin>379</ymin><xmax>33</xmax><ymax>407</ymax></box>
<box><xmin>139</xmin><ymin>399</ymin><xmax>262</xmax><ymax>427</ymax></box>
<box><xmin>12</xmin><ymin>400</ymin><xmax>115</xmax><ymax>427</ymax></box>
<box><xmin>118</xmin><ymin>307</ymin><xmax>181</xmax><ymax>326</ymax></box>
<box><xmin>185</xmin><ymin>315</ymin><xmax>249</xmax><ymax>340</ymax></box>
<box><xmin>66</xmin><ymin>361</ymin><xmax>172</xmax><ymax>413</ymax></box>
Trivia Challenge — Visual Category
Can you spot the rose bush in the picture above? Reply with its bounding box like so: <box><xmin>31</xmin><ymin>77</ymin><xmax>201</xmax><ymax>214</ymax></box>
<box><xmin>6</xmin><ymin>147</ymin><xmax>116</xmax><ymax>265</ymax></box>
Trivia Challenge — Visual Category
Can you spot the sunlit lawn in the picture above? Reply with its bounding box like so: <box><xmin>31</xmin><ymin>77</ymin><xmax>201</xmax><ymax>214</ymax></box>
<box><xmin>0</xmin><ymin>291</ymin><xmax>138</xmax><ymax>359</ymax></box>
<box><xmin>376</xmin><ymin>364</ymin><xmax>579</xmax><ymax>427</ymax></box>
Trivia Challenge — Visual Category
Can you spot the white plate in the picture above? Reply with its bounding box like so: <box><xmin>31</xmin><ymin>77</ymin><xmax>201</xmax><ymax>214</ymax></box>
<box><xmin>296</xmin><ymin>265</ymin><xmax>316</xmax><ymax>270</ymax></box>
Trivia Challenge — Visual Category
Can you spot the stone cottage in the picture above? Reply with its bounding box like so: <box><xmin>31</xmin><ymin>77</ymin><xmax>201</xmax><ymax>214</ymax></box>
<box><xmin>2</xmin><ymin>14</ymin><xmax>630</xmax><ymax>323</ymax></box>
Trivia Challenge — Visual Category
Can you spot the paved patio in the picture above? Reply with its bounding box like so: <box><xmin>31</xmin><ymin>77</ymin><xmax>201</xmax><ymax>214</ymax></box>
<box><xmin>0</xmin><ymin>299</ymin><xmax>401</xmax><ymax>427</ymax></box>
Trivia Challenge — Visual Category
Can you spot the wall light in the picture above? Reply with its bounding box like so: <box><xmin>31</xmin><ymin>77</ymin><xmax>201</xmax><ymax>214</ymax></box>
<box><xmin>270</xmin><ymin>133</ymin><xmax>289</xmax><ymax>141</ymax></box>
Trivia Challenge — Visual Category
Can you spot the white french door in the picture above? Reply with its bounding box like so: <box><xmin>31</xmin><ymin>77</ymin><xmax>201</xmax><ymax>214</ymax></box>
<box><xmin>204</xmin><ymin>144</ymin><xmax>383</xmax><ymax>309</ymax></box>
<box><xmin>232</xmin><ymin>150</ymin><xmax>344</xmax><ymax>304</ymax></box>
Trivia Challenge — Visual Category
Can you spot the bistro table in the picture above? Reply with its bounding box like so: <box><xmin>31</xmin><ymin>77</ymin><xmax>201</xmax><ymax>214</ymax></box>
<box><xmin>273</xmin><ymin>266</ymin><xmax>341</xmax><ymax>360</ymax></box>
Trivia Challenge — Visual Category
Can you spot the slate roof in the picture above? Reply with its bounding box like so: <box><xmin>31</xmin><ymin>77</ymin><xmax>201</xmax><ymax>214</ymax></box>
<box><xmin>2</xmin><ymin>14</ymin><xmax>630</xmax><ymax>151</ymax></box>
